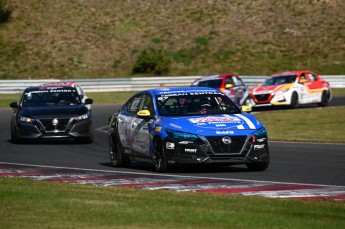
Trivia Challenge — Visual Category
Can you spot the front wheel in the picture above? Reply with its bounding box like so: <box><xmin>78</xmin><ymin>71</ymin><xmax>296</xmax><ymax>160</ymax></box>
<box><xmin>289</xmin><ymin>92</ymin><xmax>299</xmax><ymax>109</ymax></box>
<box><xmin>152</xmin><ymin>138</ymin><xmax>168</xmax><ymax>172</ymax></box>
<box><xmin>11</xmin><ymin>125</ymin><xmax>22</xmax><ymax>144</ymax></box>
<box><xmin>246</xmin><ymin>160</ymin><xmax>269</xmax><ymax>171</ymax></box>
<box><xmin>317</xmin><ymin>90</ymin><xmax>330</xmax><ymax>107</ymax></box>
<box><xmin>246</xmin><ymin>150</ymin><xmax>270</xmax><ymax>171</ymax></box>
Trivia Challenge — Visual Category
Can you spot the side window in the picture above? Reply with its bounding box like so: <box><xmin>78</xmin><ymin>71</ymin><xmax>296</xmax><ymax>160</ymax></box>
<box><xmin>308</xmin><ymin>73</ymin><xmax>318</xmax><ymax>82</ymax></box>
<box><xmin>225</xmin><ymin>77</ymin><xmax>233</xmax><ymax>85</ymax></box>
<box><xmin>77</xmin><ymin>85</ymin><xmax>84</xmax><ymax>97</ymax></box>
<box><xmin>127</xmin><ymin>94</ymin><xmax>144</xmax><ymax>115</ymax></box>
<box><xmin>300</xmin><ymin>73</ymin><xmax>307</xmax><ymax>80</ymax></box>
<box><xmin>140</xmin><ymin>93</ymin><xmax>154</xmax><ymax>114</ymax></box>
<box><xmin>232</xmin><ymin>76</ymin><xmax>241</xmax><ymax>86</ymax></box>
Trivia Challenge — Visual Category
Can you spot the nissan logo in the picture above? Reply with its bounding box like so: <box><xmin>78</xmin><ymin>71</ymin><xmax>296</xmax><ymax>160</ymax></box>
<box><xmin>222</xmin><ymin>136</ymin><xmax>232</xmax><ymax>144</ymax></box>
<box><xmin>52</xmin><ymin>118</ymin><xmax>59</xmax><ymax>126</ymax></box>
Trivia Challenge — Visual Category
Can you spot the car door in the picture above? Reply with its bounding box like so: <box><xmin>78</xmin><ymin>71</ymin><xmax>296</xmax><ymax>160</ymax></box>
<box><xmin>306</xmin><ymin>72</ymin><xmax>323</xmax><ymax>102</ymax></box>
<box><xmin>297</xmin><ymin>72</ymin><xmax>311</xmax><ymax>103</ymax></box>
<box><xmin>130</xmin><ymin>93</ymin><xmax>154</xmax><ymax>158</ymax></box>
<box><xmin>118</xmin><ymin>93</ymin><xmax>144</xmax><ymax>150</ymax></box>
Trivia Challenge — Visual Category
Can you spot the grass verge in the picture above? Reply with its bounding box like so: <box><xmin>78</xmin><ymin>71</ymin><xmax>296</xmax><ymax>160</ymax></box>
<box><xmin>1</xmin><ymin>177</ymin><xmax>344</xmax><ymax>229</ymax></box>
<box><xmin>255</xmin><ymin>106</ymin><xmax>345</xmax><ymax>143</ymax></box>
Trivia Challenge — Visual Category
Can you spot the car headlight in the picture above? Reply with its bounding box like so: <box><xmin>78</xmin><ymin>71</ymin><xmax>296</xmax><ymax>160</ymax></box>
<box><xmin>248</xmin><ymin>127</ymin><xmax>268</xmax><ymax>144</ymax></box>
<box><xmin>166</xmin><ymin>129</ymin><xmax>199</xmax><ymax>142</ymax></box>
<box><xmin>19</xmin><ymin>116</ymin><xmax>35</xmax><ymax>123</ymax></box>
<box><xmin>274</xmin><ymin>89</ymin><xmax>289</xmax><ymax>95</ymax></box>
<box><xmin>75</xmin><ymin>112</ymin><xmax>90</xmax><ymax>121</ymax></box>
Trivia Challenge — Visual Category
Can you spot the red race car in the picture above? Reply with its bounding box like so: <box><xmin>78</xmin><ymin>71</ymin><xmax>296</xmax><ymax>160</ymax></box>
<box><xmin>191</xmin><ymin>73</ymin><xmax>249</xmax><ymax>105</ymax></box>
<box><xmin>247</xmin><ymin>70</ymin><xmax>332</xmax><ymax>108</ymax></box>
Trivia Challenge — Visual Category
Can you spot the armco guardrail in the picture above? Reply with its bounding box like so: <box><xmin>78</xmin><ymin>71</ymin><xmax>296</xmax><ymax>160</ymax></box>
<box><xmin>0</xmin><ymin>75</ymin><xmax>344</xmax><ymax>94</ymax></box>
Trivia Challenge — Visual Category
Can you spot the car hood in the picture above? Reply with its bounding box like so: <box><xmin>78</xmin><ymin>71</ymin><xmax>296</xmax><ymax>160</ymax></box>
<box><xmin>252</xmin><ymin>83</ymin><xmax>292</xmax><ymax>94</ymax></box>
<box><xmin>20</xmin><ymin>105</ymin><xmax>88</xmax><ymax>118</ymax></box>
<box><xmin>160</xmin><ymin>113</ymin><xmax>263</xmax><ymax>135</ymax></box>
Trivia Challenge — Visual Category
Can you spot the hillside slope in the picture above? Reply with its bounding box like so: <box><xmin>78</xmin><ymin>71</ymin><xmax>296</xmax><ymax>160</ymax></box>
<box><xmin>0</xmin><ymin>0</ymin><xmax>344</xmax><ymax>79</ymax></box>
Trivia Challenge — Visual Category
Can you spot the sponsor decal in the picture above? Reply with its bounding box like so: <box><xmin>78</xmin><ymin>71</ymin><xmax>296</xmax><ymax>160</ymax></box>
<box><xmin>169</xmin><ymin>123</ymin><xmax>182</xmax><ymax>129</ymax></box>
<box><xmin>257</xmin><ymin>138</ymin><xmax>266</xmax><ymax>142</ymax></box>
<box><xmin>254</xmin><ymin>144</ymin><xmax>265</xmax><ymax>150</ymax></box>
<box><xmin>216</xmin><ymin>130</ymin><xmax>234</xmax><ymax>135</ymax></box>
<box><xmin>179</xmin><ymin>141</ymin><xmax>193</xmax><ymax>145</ymax></box>
<box><xmin>189</xmin><ymin>116</ymin><xmax>241</xmax><ymax>124</ymax></box>
<box><xmin>185</xmin><ymin>148</ymin><xmax>197</xmax><ymax>153</ymax></box>
<box><xmin>189</xmin><ymin>116</ymin><xmax>244</xmax><ymax>129</ymax></box>
<box><xmin>155</xmin><ymin>126</ymin><xmax>162</xmax><ymax>132</ymax></box>
<box><xmin>166</xmin><ymin>142</ymin><xmax>175</xmax><ymax>150</ymax></box>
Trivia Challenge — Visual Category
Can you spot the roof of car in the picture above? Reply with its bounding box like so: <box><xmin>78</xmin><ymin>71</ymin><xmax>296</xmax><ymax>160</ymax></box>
<box><xmin>24</xmin><ymin>86</ymin><xmax>78</xmax><ymax>92</ymax></box>
<box><xmin>151</xmin><ymin>87</ymin><xmax>221</xmax><ymax>96</ymax></box>
<box><xmin>40</xmin><ymin>82</ymin><xmax>76</xmax><ymax>87</ymax></box>
<box><xmin>194</xmin><ymin>73</ymin><xmax>239</xmax><ymax>81</ymax></box>
<box><xmin>270</xmin><ymin>70</ymin><xmax>310</xmax><ymax>77</ymax></box>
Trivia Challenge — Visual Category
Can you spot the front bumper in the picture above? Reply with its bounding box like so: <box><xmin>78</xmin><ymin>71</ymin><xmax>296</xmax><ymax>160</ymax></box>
<box><xmin>251</xmin><ymin>92</ymin><xmax>291</xmax><ymax>107</ymax></box>
<box><xmin>15</xmin><ymin>118</ymin><xmax>92</xmax><ymax>140</ymax></box>
<box><xmin>163</xmin><ymin>135</ymin><xmax>269</xmax><ymax>165</ymax></box>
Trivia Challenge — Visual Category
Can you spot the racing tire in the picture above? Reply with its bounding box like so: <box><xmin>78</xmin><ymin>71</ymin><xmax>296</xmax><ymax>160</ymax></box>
<box><xmin>11</xmin><ymin>126</ymin><xmax>22</xmax><ymax>144</ymax></box>
<box><xmin>246</xmin><ymin>161</ymin><xmax>269</xmax><ymax>171</ymax></box>
<box><xmin>246</xmin><ymin>158</ymin><xmax>270</xmax><ymax>171</ymax></box>
<box><xmin>152</xmin><ymin>138</ymin><xmax>168</xmax><ymax>172</ymax></box>
<box><xmin>317</xmin><ymin>90</ymin><xmax>330</xmax><ymax>107</ymax></box>
<box><xmin>246</xmin><ymin>150</ymin><xmax>270</xmax><ymax>171</ymax></box>
<box><xmin>109</xmin><ymin>134</ymin><xmax>130</xmax><ymax>167</ymax></box>
<box><xmin>289</xmin><ymin>92</ymin><xmax>299</xmax><ymax>109</ymax></box>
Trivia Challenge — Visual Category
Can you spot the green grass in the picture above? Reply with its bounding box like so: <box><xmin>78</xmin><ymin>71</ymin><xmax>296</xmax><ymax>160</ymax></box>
<box><xmin>255</xmin><ymin>106</ymin><xmax>345</xmax><ymax>143</ymax></box>
<box><xmin>1</xmin><ymin>177</ymin><xmax>344</xmax><ymax>229</ymax></box>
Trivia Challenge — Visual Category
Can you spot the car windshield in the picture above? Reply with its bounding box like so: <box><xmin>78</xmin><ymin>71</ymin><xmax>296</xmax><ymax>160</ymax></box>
<box><xmin>21</xmin><ymin>89</ymin><xmax>82</xmax><ymax>107</ymax></box>
<box><xmin>263</xmin><ymin>75</ymin><xmax>297</xmax><ymax>86</ymax></box>
<box><xmin>156</xmin><ymin>92</ymin><xmax>241</xmax><ymax>116</ymax></box>
<box><xmin>194</xmin><ymin>79</ymin><xmax>222</xmax><ymax>88</ymax></box>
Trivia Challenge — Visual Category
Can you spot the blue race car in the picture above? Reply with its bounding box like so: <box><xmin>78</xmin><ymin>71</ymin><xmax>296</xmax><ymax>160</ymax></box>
<box><xmin>108</xmin><ymin>87</ymin><xmax>269</xmax><ymax>172</ymax></box>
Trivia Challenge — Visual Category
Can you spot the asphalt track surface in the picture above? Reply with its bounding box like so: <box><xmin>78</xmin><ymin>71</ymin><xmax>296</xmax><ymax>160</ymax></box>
<box><xmin>0</xmin><ymin>97</ymin><xmax>344</xmax><ymax>199</ymax></box>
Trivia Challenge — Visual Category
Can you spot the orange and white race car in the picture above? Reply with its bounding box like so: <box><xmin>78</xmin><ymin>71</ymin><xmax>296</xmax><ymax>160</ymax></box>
<box><xmin>247</xmin><ymin>70</ymin><xmax>332</xmax><ymax>108</ymax></box>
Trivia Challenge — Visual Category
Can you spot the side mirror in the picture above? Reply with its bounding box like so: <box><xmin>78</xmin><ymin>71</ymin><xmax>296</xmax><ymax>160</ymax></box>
<box><xmin>137</xmin><ymin>109</ymin><xmax>152</xmax><ymax>118</ymax></box>
<box><xmin>241</xmin><ymin>105</ymin><xmax>252</xmax><ymax>113</ymax></box>
<box><xmin>10</xmin><ymin>102</ymin><xmax>19</xmax><ymax>108</ymax></box>
<box><xmin>225</xmin><ymin>83</ymin><xmax>233</xmax><ymax>88</ymax></box>
<box><xmin>84</xmin><ymin>98</ymin><xmax>93</xmax><ymax>104</ymax></box>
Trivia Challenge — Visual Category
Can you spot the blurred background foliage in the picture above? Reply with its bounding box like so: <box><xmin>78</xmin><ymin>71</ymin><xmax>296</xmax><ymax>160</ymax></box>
<box><xmin>0</xmin><ymin>0</ymin><xmax>344</xmax><ymax>79</ymax></box>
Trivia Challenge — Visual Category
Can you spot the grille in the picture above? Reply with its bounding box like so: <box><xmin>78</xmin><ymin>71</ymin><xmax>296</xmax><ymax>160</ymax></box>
<box><xmin>40</xmin><ymin>118</ymin><xmax>70</xmax><ymax>132</ymax></box>
<box><xmin>254</xmin><ymin>94</ymin><xmax>270</xmax><ymax>102</ymax></box>
<box><xmin>206</xmin><ymin>136</ymin><xmax>247</xmax><ymax>154</ymax></box>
